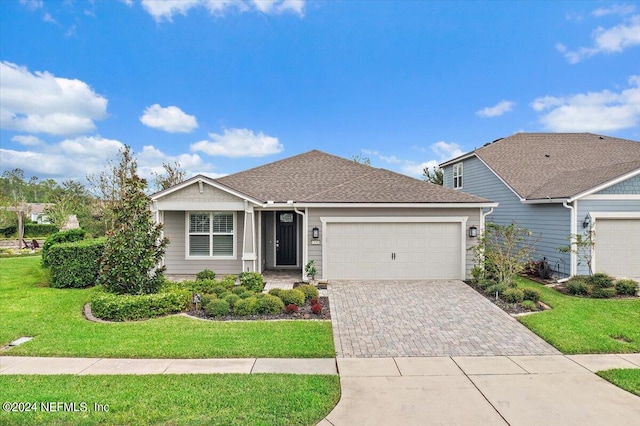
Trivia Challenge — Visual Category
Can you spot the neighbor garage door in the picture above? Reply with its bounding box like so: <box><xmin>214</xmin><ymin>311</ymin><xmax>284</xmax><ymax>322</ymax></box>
<box><xmin>595</xmin><ymin>219</ymin><xmax>640</xmax><ymax>280</ymax></box>
<box><xmin>325</xmin><ymin>221</ymin><xmax>463</xmax><ymax>280</ymax></box>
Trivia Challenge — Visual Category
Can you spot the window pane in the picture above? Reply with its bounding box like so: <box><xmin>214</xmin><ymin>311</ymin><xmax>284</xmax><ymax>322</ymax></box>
<box><xmin>212</xmin><ymin>235</ymin><xmax>233</xmax><ymax>256</ymax></box>
<box><xmin>189</xmin><ymin>214</ymin><xmax>210</xmax><ymax>233</ymax></box>
<box><xmin>212</xmin><ymin>213</ymin><xmax>233</xmax><ymax>233</ymax></box>
<box><xmin>189</xmin><ymin>235</ymin><xmax>210</xmax><ymax>256</ymax></box>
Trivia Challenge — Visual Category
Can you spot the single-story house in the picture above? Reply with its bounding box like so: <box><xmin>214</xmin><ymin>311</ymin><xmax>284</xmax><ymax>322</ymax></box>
<box><xmin>151</xmin><ymin>150</ymin><xmax>497</xmax><ymax>281</ymax></box>
<box><xmin>440</xmin><ymin>133</ymin><xmax>640</xmax><ymax>280</ymax></box>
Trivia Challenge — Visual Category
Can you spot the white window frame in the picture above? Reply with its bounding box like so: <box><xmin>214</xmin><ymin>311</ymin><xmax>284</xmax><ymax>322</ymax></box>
<box><xmin>453</xmin><ymin>163</ymin><xmax>463</xmax><ymax>189</ymax></box>
<box><xmin>185</xmin><ymin>211</ymin><xmax>237</xmax><ymax>259</ymax></box>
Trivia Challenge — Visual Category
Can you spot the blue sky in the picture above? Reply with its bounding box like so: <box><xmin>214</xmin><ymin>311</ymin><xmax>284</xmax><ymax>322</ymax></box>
<box><xmin>1</xmin><ymin>0</ymin><xmax>639</xmax><ymax>183</ymax></box>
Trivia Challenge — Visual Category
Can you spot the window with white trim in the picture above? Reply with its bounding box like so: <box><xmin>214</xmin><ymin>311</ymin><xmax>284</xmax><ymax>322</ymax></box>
<box><xmin>188</xmin><ymin>212</ymin><xmax>235</xmax><ymax>257</ymax></box>
<box><xmin>453</xmin><ymin>163</ymin><xmax>463</xmax><ymax>189</ymax></box>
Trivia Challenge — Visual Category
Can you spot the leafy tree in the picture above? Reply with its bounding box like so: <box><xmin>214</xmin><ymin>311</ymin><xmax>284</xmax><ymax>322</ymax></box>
<box><xmin>423</xmin><ymin>166</ymin><xmax>443</xmax><ymax>185</ymax></box>
<box><xmin>97</xmin><ymin>175</ymin><xmax>168</xmax><ymax>295</ymax></box>
<box><xmin>46</xmin><ymin>180</ymin><xmax>92</xmax><ymax>229</ymax></box>
<box><xmin>351</xmin><ymin>154</ymin><xmax>371</xmax><ymax>166</ymax></box>
<box><xmin>152</xmin><ymin>161</ymin><xmax>187</xmax><ymax>192</ymax></box>
<box><xmin>471</xmin><ymin>222</ymin><xmax>538</xmax><ymax>287</ymax></box>
<box><xmin>558</xmin><ymin>231</ymin><xmax>595</xmax><ymax>276</ymax></box>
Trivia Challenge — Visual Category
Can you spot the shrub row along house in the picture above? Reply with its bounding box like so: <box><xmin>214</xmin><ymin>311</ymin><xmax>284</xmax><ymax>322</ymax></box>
<box><xmin>151</xmin><ymin>150</ymin><xmax>497</xmax><ymax>281</ymax></box>
<box><xmin>440</xmin><ymin>133</ymin><xmax>640</xmax><ymax>280</ymax></box>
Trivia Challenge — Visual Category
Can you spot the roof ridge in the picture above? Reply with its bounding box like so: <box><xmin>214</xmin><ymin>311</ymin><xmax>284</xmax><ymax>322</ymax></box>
<box><xmin>304</xmin><ymin>168</ymin><xmax>379</xmax><ymax>200</ymax></box>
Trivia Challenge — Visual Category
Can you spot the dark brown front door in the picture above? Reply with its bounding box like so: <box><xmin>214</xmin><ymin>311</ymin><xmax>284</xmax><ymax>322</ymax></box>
<box><xmin>276</xmin><ymin>211</ymin><xmax>297</xmax><ymax>266</ymax></box>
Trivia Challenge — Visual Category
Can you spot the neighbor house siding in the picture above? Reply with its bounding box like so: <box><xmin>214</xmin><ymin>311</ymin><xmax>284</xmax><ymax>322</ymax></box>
<box><xmin>443</xmin><ymin>157</ymin><xmax>572</xmax><ymax>276</ymax></box>
<box><xmin>595</xmin><ymin>174</ymin><xmax>640</xmax><ymax>194</ymax></box>
<box><xmin>163</xmin><ymin>210</ymin><xmax>244</xmax><ymax>275</ymax></box>
<box><xmin>576</xmin><ymin>199</ymin><xmax>640</xmax><ymax>275</ymax></box>
<box><xmin>306</xmin><ymin>207</ymin><xmax>481</xmax><ymax>280</ymax></box>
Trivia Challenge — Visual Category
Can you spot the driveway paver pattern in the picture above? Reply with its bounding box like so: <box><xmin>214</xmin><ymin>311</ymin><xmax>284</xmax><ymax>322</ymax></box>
<box><xmin>329</xmin><ymin>280</ymin><xmax>560</xmax><ymax>357</ymax></box>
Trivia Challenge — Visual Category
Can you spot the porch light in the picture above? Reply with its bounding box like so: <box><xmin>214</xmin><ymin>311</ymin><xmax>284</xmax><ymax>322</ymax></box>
<box><xmin>312</xmin><ymin>227</ymin><xmax>320</xmax><ymax>239</ymax></box>
<box><xmin>582</xmin><ymin>214</ymin><xmax>591</xmax><ymax>229</ymax></box>
<box><xmin>468</xmin><ymin>225</ymin><xmax>478</xmax><ymax>238</ymax></box>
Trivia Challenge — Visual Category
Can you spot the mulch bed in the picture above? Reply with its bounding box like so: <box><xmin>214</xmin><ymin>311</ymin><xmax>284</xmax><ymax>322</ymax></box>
<box><xmin>465</xmin><ymin>281</ymin><xmax>547</xmax><ymax>315</ymax></box>
<box><xmin>186</xmin><ymin>296</ymin><xmax>331</xmax><ymax>321</ymax></box>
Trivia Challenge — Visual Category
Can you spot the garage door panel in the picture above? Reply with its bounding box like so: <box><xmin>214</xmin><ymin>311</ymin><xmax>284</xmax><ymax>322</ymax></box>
<box><xmin>326</xmin><ymin>222</ymin><xmax>462</xmax><ymax>280</ymax></box>
<box><xmin>595</xmin><ymin>219</ymin><xmax>640</xmax><ymax>280</ymax></box>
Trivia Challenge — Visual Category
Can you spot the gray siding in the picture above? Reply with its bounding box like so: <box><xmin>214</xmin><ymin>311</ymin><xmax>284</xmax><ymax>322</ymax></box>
<box><xmin>443</xmin><ymin>157</ymin><xmax>572</xmax><ymax>276</ymax></box>
<box><xmin>307</xmin><ymin>207</ymin><xmax>481</xmax><ymax>280</ymax></box>
<box><xmin>596</xmin><ymin>174</ymin><xmax>640</xmax><ymax>194</ymax></box>
<box><xmin>577</xmin><ymin>199</ymin><xmax>640</xmax><ymax>275</ymax></box>
<box><xmin>163</xmin><ymin>210</ymin><xmax>244</xmax><ymax>275</ymax></box>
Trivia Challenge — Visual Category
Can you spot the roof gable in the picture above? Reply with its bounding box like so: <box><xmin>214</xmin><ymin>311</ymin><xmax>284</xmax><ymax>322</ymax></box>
<box><xmin>446</xmin><ymin>133</ymin><xmax>640</xmax><ymax>200</ymax></box>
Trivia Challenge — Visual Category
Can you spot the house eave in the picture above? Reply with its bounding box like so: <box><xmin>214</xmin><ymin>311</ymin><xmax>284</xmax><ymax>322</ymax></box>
<box><xmin>269</xmin><ymin>202</ymin><xmax>499</xmax><ymax>209</ymax></box>
<box><xmin>151</xmin><ymin>174</ymin><xmax>264</xmax><ymax>206</ymax></box>
<box><xmin>567</xmin><ymin>167</ymin><xmax>640</xmax><ymax>203</ymax></box>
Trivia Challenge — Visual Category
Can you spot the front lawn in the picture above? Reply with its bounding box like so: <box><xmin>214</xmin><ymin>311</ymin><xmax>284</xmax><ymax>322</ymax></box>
<box><xmin>0</xmin><ymin>257</ymin><xmax>335</xmax><ymax>358</ymax></box>
<box><xmin>597</xmin><ymin>369</ymin><xmax>640</xmax><ymax>396</ymax></box>
<box><xmin>0</xmin><ymin>374</ymin><xmax>340</xmax><ymax>426</ymax></box>
<box><xmin>515</xmin><ymin>277</ymin><xmax>640</xmax><ymax>354</ymax></box>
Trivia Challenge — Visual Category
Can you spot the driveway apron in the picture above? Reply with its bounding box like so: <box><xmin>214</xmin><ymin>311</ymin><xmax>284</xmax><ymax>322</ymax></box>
<box><xmin>328</xmin><ymin>280</ymin><xmax>559</xmax><ymax>357</ymax></box>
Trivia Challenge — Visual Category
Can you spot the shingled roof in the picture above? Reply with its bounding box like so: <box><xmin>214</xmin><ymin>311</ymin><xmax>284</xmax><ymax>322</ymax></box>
<box><xmin>443</xmin><ymin>133</ymin><xmax>640</xmax><ymax>200</ymax></box>
<box><xmin>215</xmin><ymin>150</ymin><xmax>489</xmax><ymax>204</ymax></box>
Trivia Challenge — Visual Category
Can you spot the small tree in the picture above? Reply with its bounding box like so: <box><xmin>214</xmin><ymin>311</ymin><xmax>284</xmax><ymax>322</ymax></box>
<box><xmin>422</xmin><ymin>166</ymin><xmax>443</xmax><ymax>185</ymax></box>
<box><xmin>558</xmin><ymin>231</ymin><xmax>595</xmax><ymax>276</ymax></box>
<box><xmin>471</xmin><ymin>222</ymin><xmax>538</xmax><ymax>287</ymax></box>
<box><xmin>97</xmin><ymin>175</ymin><xmax>168</xmax><ymax>294</ymax></box>
<box><xmin>152</xmin><ymin>161</ymin><xmax>187</xmax><ymax>192</ymax></box>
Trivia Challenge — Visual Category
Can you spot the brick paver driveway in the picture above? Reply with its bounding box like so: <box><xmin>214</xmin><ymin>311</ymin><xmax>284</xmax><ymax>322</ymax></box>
<box><xmin>329</xmin><ymin>280</ymin><xmax>560</xmax><ymax>357</ymax></box>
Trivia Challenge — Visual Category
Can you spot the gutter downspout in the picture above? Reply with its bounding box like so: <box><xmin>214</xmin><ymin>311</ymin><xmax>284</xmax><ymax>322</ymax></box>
<box><xmin>562</xmin><ymin>201</ymin><xmax>577</xmax><ymax>277</ymax></box>
<box><xmin>292</xmin><ymin>204</ymin><xmax>307</xmax><ymax>282</ymax></box>
<box><xmin>480</xmin><ymin>207</ymin><xmax>494</xmax><ymax>235</ymax></box>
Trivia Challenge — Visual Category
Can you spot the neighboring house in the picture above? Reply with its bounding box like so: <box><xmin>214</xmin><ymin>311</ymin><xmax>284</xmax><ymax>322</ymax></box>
<box><xmin>440</xmin><ymin>133</ymin><xmax>640</xmax><ymax>280</ymax></box>
<box><xmin>151</xmin><ymin>150</ymin><xmax>496</xmax><ymax>281</ymax></box>
<box><xmin>27</xmin><ymin>203</ymin><xmax>53</xmax><ymax>224</ymax></box>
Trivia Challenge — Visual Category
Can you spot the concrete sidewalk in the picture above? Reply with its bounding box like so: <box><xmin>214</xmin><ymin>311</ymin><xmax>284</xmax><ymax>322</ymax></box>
<box><xmin>0</xmin><ymin>356</ymin><xmax>337</xmax><ymax>375</ymax></box>
<box><xmin>322</xmin><ymin>353</ymin><xmax>640</xmax><ymax>426</ymax></box>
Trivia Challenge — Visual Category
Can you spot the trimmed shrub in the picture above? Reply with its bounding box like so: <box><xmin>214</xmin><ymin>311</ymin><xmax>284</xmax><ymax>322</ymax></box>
<box><xmin>586</xmin><ymin>273</ymin><xmax>614</xmax><ymax>289</ymax></box>
<box><xmin>232</xmin><ymin>285</ymin><xmax>248</xmax><ymax>295</ymax></box>
<box><xmin>196</xmin><ymin>269</ymin><xmax>216</xmax><ymax>281</ymax></box>
<box><xmin>42</xmin><ymin>228</ymin><xmax>86</xmax><ymax>267</ymax></box>
<box><xmin>502</xmin><ymin>287</ymin><xmax>524</xmax><ymax>303</ymax></box>
<box><xmin>0</xmin><ymin>225</ymin><xmax>17</xmax><ymax>238</ymax></box>
<box><xmin>523</xmin><ymin>288</ymin><xmax>541</xmax><ymax>303</ymax></box>
<box><xmin>278</xmin><ymin>289</ymin><xmax>305</xmax><ymax>307</ymax></box>
<box><xmin>24</xmin><ymin>223</ymin><xmax>58</xmax><ymax>238</ymax></box>
<box><xmin>296</xmin><ymin>284</ymin><xmax>319</xmax><ymax>301</ymax></box>
<box><xmin>239</xmin><ymin>272</ymin><xmax>264</xmax><ymax>292</ymax></box>
<box><xmin>205</xmin><ymin>299</ymin><xmax>230</xmax><ymax>317</ymax></box>
<box><xmin>485</xmin><ymin>282</ymin><xmax>507</xmax><ymax>297</ymax></box>
<box><xmin>234</xmin><ymin>297</ymin><xmax>258</xmax><ymax>316</ymax></box>
<box><xmin>220</xmin><ymin>275</ymin><xmax>237</xmax><ymax>289</ymax></box>
<box><xmin>567</xmin><ymin>277</ymin><xmax>590</xmax><ymax>295</ymax></box>
<box><xmin>311</xmin><ymin>302</ymin><xmax>323</xmax><ymax>314</ymax></box>
<box><xmin>223</xmin><ymin>293</ymin><xmax>241</xmax><ymax>308</ymax></box>
<box><xmin>285</xmin><ymin>304</ymin><xmax>298</xmax><ymax>314</ymax></box>
<box><xmin>91</xmin><ymin>290</ymin><xmax>190</xmax><ymax>321</ymax></box>
<box><xmin>256</xmin><ymin>294</ymin><xmax>284</xmax><ymax>314</ymax></box>
<box><xmin>239</xmin><ymin>291</ymin><xmax>254</xmax><ymax>299</ymax></box>
<box><xmin>211</xmin><ymin>285</ymin><xmax>229</xmax><ymax>297</ymax></box>
<box><xmin>591</xmin><ymin>287</ymin><xmax>617</xmax><ymax>299</ymax></box>
<box><xmin>200</xmin><ymin>294</ymin><xmax>217</xmax><ymax>311</ymax></box>
<box><xmin>268</xmin><ymin>288</ymin><xmax>284</xmax><ymax>298</ymax></box>
<box><xmin>48</xmin><ymin>238</ymin><xmax>105</xmax><ymax>288</ymax></box>
<box><xmin>615</xmin><ymin>279</ymin><xmax>638</xmax><ymax>296</ymax></box>
<box><xmin>522</xmin><ymin>300</ymin><xmax>537</xmax><ymax>310</ymax></box>
<box><xmin>475</xmin><ymin>279</ymin><xmax>494</xmax><ymax>290</ymax></box>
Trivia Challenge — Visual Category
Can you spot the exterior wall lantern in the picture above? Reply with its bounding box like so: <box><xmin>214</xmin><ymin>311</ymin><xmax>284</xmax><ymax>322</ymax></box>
<box><xmin>312</xmin><ymin>227</ymin><xmax>320</xmax><ymax>239</ymax></box>
<box><xmin>468</xmin><ymin>225</ymin><xmax>478</xmax><ymax>238</ymax></box>
<box><xmin>582</xmin><ymin>214</ymin><xmax>591</xmax><ymax>229</ymax></box>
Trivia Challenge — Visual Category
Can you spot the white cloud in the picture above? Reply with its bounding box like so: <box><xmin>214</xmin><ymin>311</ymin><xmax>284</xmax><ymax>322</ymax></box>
<box><xmin>0</xmin><ymin>61</ymin><xmax>108</xmax><ymax>135</ymax></box>
<box><xmin>11</xmin><ymin>135</ymin><xmax>44</xmax><ymax>146</ymax></box>
<box><xmin>401</xmin><ymin>141</ymin><xmax>463</xmax><ymax>177</ymax></box>
<box><xmin>559</xmin><ymin>15</ymin><xmax>640</xmax><ymax>63</ymax></box>
<box><xmin>140</xmin><ymin>104</ymin><xmax>198</xmax><ymax>133</ymax></box>
<box><xmin>43</xmin><ymin>12</ymin><xmax>57</xmax><ymax>24</ymax></box>
<box><xmin>592</xmin><ymin>4</ymin><xmax>636</xmax><ymax>17</ymax></box>
<box><xmin>140</xmin><ymin>0</ymin><xmax>304</xmax><ymax>22</ymax></box>
<box><xmin>531</xmin><ymin>75</ymin><xmax>640</xmax><ymax>132</ymax></box>
<box><xmin>402</xmin><ymin>160</ymin><xmax>439</xmax><ymax>177</ymax></box>
<box><xmin>191</xmin><ymin>128</ymin><xmax>283</xmax><ymax>157</ymax></box>
<box><xmin>361</xmin><ymin>149</ymin><xmax>402</xmax><ymax>164</ymax></box>
<box><xmin>476</xmin><ymin>100</ymin><xmax>516</xmax><ymax>118</ymax></box>
<box><xmin>19</xmin><ymin>0</ymin><xmax>43</xmax><ymax>10</ymax></box>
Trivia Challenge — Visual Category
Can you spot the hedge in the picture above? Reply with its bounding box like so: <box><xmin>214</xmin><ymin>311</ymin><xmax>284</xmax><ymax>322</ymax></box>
<box><xmin>24</xmin><ymin>223</ymin><xmax>58</xmax><ymax>237</ymax></box>
<box><xmin>42</xmin><ymin>229</ymin><xmax>86</xmax><ymax>267</ymax></box>
<box><xmin>48</xmin><ymin>238</ymin><xmax>105</xmax><ymax>288</ymax></box>
<box><xmin>91</xmin><ymin>290</ymin><xmax>190</xmax><ymax>321</ymax></box>
<box><xmin>0</xmin><ymin>226</ymin><xmax>17</xmax><ymax>238</ymax></box>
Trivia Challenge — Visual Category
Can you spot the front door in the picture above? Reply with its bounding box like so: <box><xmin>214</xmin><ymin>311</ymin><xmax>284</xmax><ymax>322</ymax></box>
<box><xmin>276</xmin><ymin>211</ymin><xmax>297</xmax><ymax>266</ymax></box>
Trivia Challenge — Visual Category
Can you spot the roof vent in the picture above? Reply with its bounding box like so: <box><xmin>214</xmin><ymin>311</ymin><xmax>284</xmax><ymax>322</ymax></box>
<box><xmin>545</xmin><ymin>154</ymin><xmax>550</xmax><ymax>158</ymax></box>
<box><xmin>599</xmin><ymin>136</ymin><xmax>604</xmax><ymax>140</ymax></box>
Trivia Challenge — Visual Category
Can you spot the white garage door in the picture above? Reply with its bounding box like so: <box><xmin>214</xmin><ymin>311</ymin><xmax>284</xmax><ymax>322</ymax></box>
<box><xmin>595</xmin><ymin>219</ymin><xmax>640</xmax><ymax>280</ymax></box>
<box><xmin>325</xmin><ymin>222</ymin><xmax>463</xmax><ymax>280</ymax></box>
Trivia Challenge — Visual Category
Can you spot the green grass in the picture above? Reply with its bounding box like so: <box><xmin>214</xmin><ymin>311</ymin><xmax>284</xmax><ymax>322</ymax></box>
<box><xmin>515</xmin><ymin>277</ymin><xmax>640</xmax><ymax>354</ymax></box>
<box><xmin>0</xmin><ymin>257</ymin><xmax>335</xmax><ymax>358</ymax></box>
<box><xmin>597</xmin><ymin>369</ymin><xmax>640</xmax><ymax>396</ymax></box>
<box><xmin>0</xmin><ymin>374</ymin><xmax>341</xmax><ymax>425</ymax></box>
